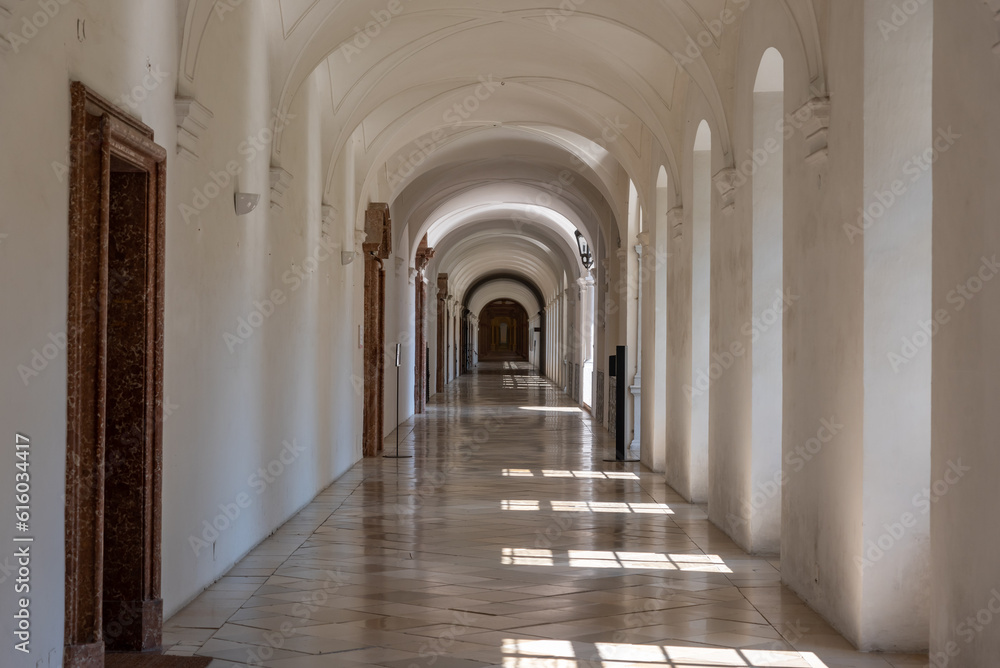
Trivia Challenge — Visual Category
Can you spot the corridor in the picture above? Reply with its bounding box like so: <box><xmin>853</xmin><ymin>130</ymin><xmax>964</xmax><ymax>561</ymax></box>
<box><xmin>163</xmin><ymin>364</ymin><xmax>924</xmax><ymax>668</ymax></box>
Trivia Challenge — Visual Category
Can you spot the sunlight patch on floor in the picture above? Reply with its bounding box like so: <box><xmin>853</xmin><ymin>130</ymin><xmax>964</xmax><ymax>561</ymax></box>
<box><xmin>501</xmin><ymin>639</ymin><xmax>828</xmax><ymax>667</ymax></box>
<box><xmin>500</xmin><ymin>549</ymin><xmax>733</xmax><ymax>573</ymax></box>
<box><xmin>519</xmin><ymin>406</ymin><xmax>583</xmax><ymax>412</ymax></box>
<box><xmin>501</xmin><ymin>469</ymin><xmax>640</xmax><ymax>480</ymax></box>
<box><xmin>501</xmin><ymin>499</ymin><xmax>672</xmax><ymax>514</ymax></box>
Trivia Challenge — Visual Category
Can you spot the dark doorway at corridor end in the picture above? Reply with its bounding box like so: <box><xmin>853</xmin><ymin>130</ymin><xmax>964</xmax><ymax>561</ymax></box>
<box><xmin>478</xmin><ymin>299</ymin><xmax>529</xmax><ymax>361</ymax></box>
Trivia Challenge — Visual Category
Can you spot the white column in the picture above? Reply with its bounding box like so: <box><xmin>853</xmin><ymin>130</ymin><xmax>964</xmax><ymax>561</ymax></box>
<box><xmin>782</xmin><ymin>0</ymin><xmax>931</xmax><ymax>650</ymax></box>
<box><xmin>578</xmin><ymin>273</ymin><xmax>595</xmax><ymax>408</ymax></box>
<box><xmin>931</xmin><ymin>4</ymin><xmax>1000</xmax><ymax>665</ymax></box>
<box><xmin>630</xmin><ymin>238</ymin><xmax>645</xmax><ymax>452</ymax></box>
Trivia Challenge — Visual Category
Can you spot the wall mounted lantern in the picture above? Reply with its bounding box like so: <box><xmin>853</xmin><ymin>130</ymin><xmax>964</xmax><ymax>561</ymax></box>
<box><xmin>575</xmin><ymin>230</ymin><xmax>594</xmax><ymax>270</ymax></box>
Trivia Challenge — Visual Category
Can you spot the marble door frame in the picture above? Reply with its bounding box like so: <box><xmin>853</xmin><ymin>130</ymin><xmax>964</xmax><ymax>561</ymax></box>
<box><xmin>64</xmin><ymin>82</ymin><xmax>167</xmax><ymax>667</ymax></box>
<box><xmin>362</xmin><ymin>203</ymin><xmax>391</xmax><ymax>457</ymax></box>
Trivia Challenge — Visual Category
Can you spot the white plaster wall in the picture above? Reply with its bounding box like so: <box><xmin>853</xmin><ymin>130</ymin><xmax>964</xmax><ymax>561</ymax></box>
<box><xmin>383</xmin><ymin>230</ymin><xmax>415</xmax><ymax>441</ymax></box>
<box><xmin>0</xmin><ymin>7</ymin><xmax>365</xmax><ymax>662</ymax></box>
<box><xmin>0</xmin><ymin>1</ymin><xmax>179</xmax><ymax>663</ymax></box>
<box><xmin>162</xmin><ymin>4</ymin><xmax>362</xmax><ymax>617</ymax></box>
<box><xmin>706</xmin><ymin>146</ymin><xmax>752</xmax><ymax>551</ymax></box>
<box><xmin>931</xmin><ymin>2</ymin><xmax>1000</xmax><ymax>665</ymax></box>
<box><xmin>858</xmin><ymin>0</ymin><xmax>932</xmax><ymax>647</ymax></box>
<box><xmin>711</xmin><ymin>0</ymin><xmax>828</xmax><ymax>595</ymax></box>
<box><xmin>749</xmin><ymin>90</ymin><xmax>784</xmax><ymax>554</ymax></box>
<box><xmin>782</xmin><ymin>0</ymin><xmax>866</xmax><ymax>646</ymax></box>
<box><xmin>689</xmin><ymin>148</ymin><xmax>712</xmax><ymax>502</ymax></box>
<box><xmin>639</xmin><ymin>176</ymin><xmax>669</xmax><ymax>473</ymax></box>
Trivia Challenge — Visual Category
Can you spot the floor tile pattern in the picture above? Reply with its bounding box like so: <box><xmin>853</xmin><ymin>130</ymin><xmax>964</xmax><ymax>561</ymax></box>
<box><xmin>165</xmin><ymin>362</ymin><xmax>928</xmax><ymax>668</ymax></box>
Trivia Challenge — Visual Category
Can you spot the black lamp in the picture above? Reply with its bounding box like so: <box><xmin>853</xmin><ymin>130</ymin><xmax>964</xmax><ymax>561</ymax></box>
<box><xmin>575</xmin><ymin>230</ymin><xmax>594</xmax><ymax>270</ymax></box>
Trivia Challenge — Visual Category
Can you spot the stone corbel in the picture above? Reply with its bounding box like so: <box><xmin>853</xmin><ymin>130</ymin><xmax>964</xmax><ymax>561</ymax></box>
<box><xmin>797</xmin><ymin>96</ymin><xmax>831</xmax><ymax>164</ymax></box>
<box><xmin>415</xmin><ymin>245</ymin><xmax>436</xmax><ymax>273</ymax></box>
<box><xmin>269</xmin><ymin>167</ymin><xmax>293</xmax><ymax>212</ymax></box>
<box><xmin>321</xmin><ymin>204</ymin><xmax>337</xmax><ymax>241</ymax></box>
<box><xmin>175</xmin><ymin>97</ymin><xmax>214</xmax><ymax>162</ymax></box>
<box><xmin>0</xmin><ymin>6</ymin><xmax>12</xmax><ymax>52</ymax></box>
<box><xmin>992</xmin><ymin>6</ymin><xmax>1000</xmax><ymax>54</ymax></box>
<box><xmin>364</xmin><ymin>203</ymin><xmax>392</xmax><ymax>259</ymax></box>
<box><xmin>636</xmin><ymin>231</ymin><xmax>652</xmax><ymax>253</ymax></box>
<box><xmin>409</xmin><ymin>267</ymin><xmax>418</xmax><ymax>285</ymax></box>
<box><xmin>713</xmin><ymin>168</ymin><xmax>737</xmax><ymax>214</ymax></box>
<box><xmin>668</xmin><ymin>206</ymin><xmax>685</xmax><ymax>240</ymax></box>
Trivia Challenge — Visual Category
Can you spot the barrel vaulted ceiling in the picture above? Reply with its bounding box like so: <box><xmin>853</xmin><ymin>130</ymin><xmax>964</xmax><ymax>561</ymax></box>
<box><xmin>180</xmin><ymin>0</ymin><xmax>822</xmax><ymax>306</ymax></box>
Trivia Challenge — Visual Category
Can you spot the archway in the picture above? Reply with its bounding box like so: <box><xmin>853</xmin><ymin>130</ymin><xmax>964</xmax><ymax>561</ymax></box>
<box><xmin>690</xmin><ymin>120</ymin><xmax>713</xmax><ymax>501</ymax></box>
<box><xmin>479</xmin><ymin>300</ymin><xmax>530</xmax><ymax>360</ymax></box>
<box><xmin>750</xmin><ymin>47</ymin><xmax>785</xmax><ymax>553</ymax></box>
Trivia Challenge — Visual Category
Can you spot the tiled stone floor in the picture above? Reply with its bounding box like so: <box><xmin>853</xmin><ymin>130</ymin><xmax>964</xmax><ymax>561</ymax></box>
<box><xmin>165</xmin><ymin>361</ymin><xmax>928</xmax><ymax>668</ymax></box>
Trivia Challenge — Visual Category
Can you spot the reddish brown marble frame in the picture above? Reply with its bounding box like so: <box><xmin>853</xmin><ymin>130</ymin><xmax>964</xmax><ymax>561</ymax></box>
<box><xmin>436</xmin><ymin>274</ymin><xmax>449</xmax><ymax>392</ymax></box>
<box><xmin>65</xmin><ymin>82</ymin><xmax>167</xmax><ymax>667</ymax></box>
<box><xmin>363</xmin><ymin>203</ymin><xmax>391</xmax><ymax>457</ymax></box>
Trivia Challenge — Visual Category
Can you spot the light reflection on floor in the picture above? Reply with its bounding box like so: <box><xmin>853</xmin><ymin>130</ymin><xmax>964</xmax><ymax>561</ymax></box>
<box><xmin>502</xmin><ymin>469</ymin><xmax>641</xmax><ymax>479</ymax></box>
<box><xmin>163</xmin><ymin>361</ymin><xmax>925</xmax><ymax>668</ymax></box>
<box><xmin>501</xmin><ymin>499</ymin><xmax>673</xmax><ymax>514</ymax></box>
<box><xmin>501</xmin><ymin>549</ymin><xmax>733</xmax><ymax>573</ymax></box>
<box><xmin>502</xmin><ymin>638</ymin><xmax>829</xmax><ymax>667</ymax></box>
